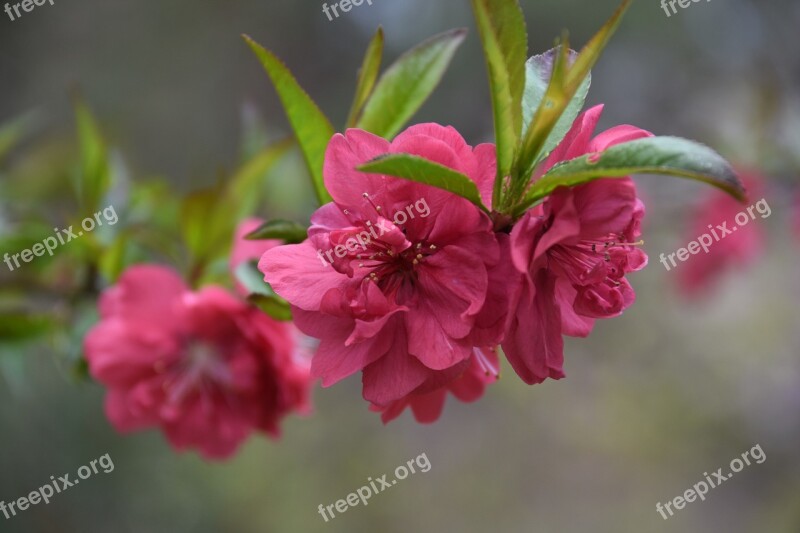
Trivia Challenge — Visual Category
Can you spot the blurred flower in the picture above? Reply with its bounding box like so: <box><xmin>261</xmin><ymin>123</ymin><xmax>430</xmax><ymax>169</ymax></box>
<box><xmin>85</xmin><ymin>265</ymin><xmax>311</xmax><ymax>460</ymax></box>
<box><xmin>370</xmin><ymin>347</ymin><xmax>499</xmax><ymax>424</ymax></box>
<box><xmin>261</xmin><ymin>124</ymin><xmax>512</xmax><ymax>409</ymax></box>
<box><xmin>502</xmin><ymin>105</ymin><xmax>650</xmax><ymax>384</ymax></box>
<box><xmin>677</xmin><ymin>171</ymin><xmax>765</xmax><ymax>295</ymax></box>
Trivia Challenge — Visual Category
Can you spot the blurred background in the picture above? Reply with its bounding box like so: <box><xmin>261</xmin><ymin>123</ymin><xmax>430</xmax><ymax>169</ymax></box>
<box><xmin>1</xmin><ymin>0</ymin><xmax>799</xmax><ymax>531</ymax></box>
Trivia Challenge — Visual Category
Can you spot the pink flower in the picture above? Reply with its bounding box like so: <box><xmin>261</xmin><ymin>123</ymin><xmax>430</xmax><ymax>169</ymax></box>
<box><xmin>85</xmin><ymin>265</ymin><xmax>311</xmax><ymax>460</ymax></box>
<box><xmin>261</xmin><ymin>124</ymin><xmax>512</xmax><ymax>408</ymax></box>
<box><xmin>503</xmin><ymin>105</ymin><xmax>650</xmax><ymax>384</ymax></box>
<box><xmin>676</xmin><ymin>172</ymin><xmax>765</xmax><ymax>294</ymax></box>
<box><xmin>370</xmin><ymin>347</ymin><xmax>499</xmax><ymax>424</ymax></box>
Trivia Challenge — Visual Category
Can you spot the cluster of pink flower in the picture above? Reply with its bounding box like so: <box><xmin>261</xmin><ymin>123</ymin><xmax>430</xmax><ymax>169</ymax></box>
<box><xmin>262</xmin><ymin>106</ymin><xmax>650</xmax><ymax>423</ymax></box>
<box><xmin>76</xmin><ymin>0</ymin><xmax>757</xmax><ymax>461</ymax></box>
<box><xmin>82</xmin><ymin>105</ymin><xmax>654</xmax><ymax>457</ymax></box>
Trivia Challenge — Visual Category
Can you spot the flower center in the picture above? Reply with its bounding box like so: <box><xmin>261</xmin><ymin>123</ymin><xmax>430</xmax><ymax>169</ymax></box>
<box><xmin>336</xmin><ymin>193</ymin><xmax>440</xmax><ymax>299</ymax></box>
<box><xmin>550</xmin><ymin>234</ymin><xmax>643</xmax><ymax>287</ymax></box>
<box><xmin>156</xmin><ymin>341</ymin><xmax>233</xmax><ymax>404</ymax></box>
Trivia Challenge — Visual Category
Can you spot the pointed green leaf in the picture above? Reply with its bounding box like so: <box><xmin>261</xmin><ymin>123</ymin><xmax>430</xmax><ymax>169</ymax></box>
<box><xmin>245</xmin><ymin>219</ymin><xmax>308</xmax><ymax>244</ymax></box>
<box><xmin>514</xmin><ymin>0</ymin><xmax>632</xmax><ymax>189</ymax></box>
<box><xmin>346</xmin><ymin>27</ymin><xmax>385</xmax><ymax>128</ymax></box>
<box><xmin>471</xmin><ymin>0</ymin><xmax>527</xmax><ymax>208</ymax></box>
<box><xmin>180</xmin><ymin>189</ymin><xmax>219</xmax><ymax>258</ymax></box>
<box><xmin>357</xmin><ymin>29</ymin><xmax>467</xmax><ymax>139</ymax></box>
<box><xmin>228</xmin><ymin>137</ymin><xmax>293</xmax><ymax>219</ymax></box>
<box><xmin>517</xmin><ymin>136</ymin><xmax>745</xmax><ymax>214</ymax></box>
<box><xmin>521</xmin><ymin>48</ymin><xmax>591</xmax><ymax>157</ymax></box>
<box><xmin>74</xmin><ymin>97</ymin><xmax>111</xmax><ymax>211</ymax></box>
<box><xmin>511</xmin><ymin>40</ymin><xmax>571</xmax><ymax>199</ymax></box>
<box><xmin>243</xmin><ymin>35</ymin><xmax>335</xmax><ymax>204</ymax></box>
<box><xmin>357</xmin><ymin>153</ymin><xmax>488</xmax><ymax>212</ymax></box>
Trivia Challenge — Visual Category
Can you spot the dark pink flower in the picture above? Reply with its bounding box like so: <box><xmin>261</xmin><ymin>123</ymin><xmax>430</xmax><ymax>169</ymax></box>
<box><xmin>503</xmin><ymin>105</ymin><xmax>650</xmax><ymax>384</ymax></box>
<box><xmin>370</xmin><ymin>347</ymin><xmax>499</xmax><ymax>424</ymax></box>
<box><xmin>677</xmin><ymin>172</ymin><xmax>765</xmax><ymax>294</ymax></box>
<box><xmin>261</xmin><ymin>124</ymin><xmax>513</xmax><ymax>408</ymax></box>
<box><xmin>85</xmin><ymin>265</ymin><xmax>311</xmax><ymax>460</ymax></box>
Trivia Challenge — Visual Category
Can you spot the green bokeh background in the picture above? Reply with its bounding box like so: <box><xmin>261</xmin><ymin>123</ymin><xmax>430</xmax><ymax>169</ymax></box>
<box><xmin>1</xmin><ymin>0</ymin><xmax>799</xmax><ymax>531</ymax></box>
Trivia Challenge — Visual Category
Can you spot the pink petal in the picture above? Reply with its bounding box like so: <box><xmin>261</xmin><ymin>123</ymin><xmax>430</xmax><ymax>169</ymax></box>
<box><xmin>260</xmin><ymin>241</ymin><xmax>351</xmax><ymax>311</ymax></box>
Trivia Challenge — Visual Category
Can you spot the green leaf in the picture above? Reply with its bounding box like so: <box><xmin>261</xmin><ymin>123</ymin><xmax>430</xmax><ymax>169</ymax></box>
<box><xmin>74</xmin><ymin>97</ymin><xmax>111</xmax><ymax>211</ymax></box>
<box><xmin>235</xmin><ymin>261</ymin><xmax>292</xmax><ymax>321</ymax></box>
<box><xmin>357</xmin><ymin>28</ymin><xmax>467</xmax><ymax>139</ymax></box>
<box><xmin>471</xmin><ymin>0</ymin><xmax>527</xmax><ymax>208</ymax></box>
<box><xmin>228</xmin><ymin>137</ymin><xmax>293</xmax><ymax>219</ymax></box>
<box><xmin>513</xmin><ymin>0</ymin><xmax>632</xmax><ymax>194</ymax></box>
<box><xmin>521</xmin><ymin>48</ymin><xmax>591</xmax><ymax>159</ymax></box>
<box><xmin>178</xmin><ymin>136</ymin><xmax>292</xmax><ymax>283</ymax></box>
<box><xmin>0</xmin><ymin>312</ymin><xmax>52</xmax><ymax>343</ymax></box>
<box><xmin>517</xmin><ymin>136</ymin><xmax>746</xmax><ymax>214</ymax></box>
<box><xmin>512</xmin><ymin>40</ymin><xmax>571</xmax><ymax>198</ymax></box>
<box><xmin>180</xmin><ymin>187</ymin><xmax>232</xmax><ymax>271</ymax></box>
<box><xmin>98</xmin><ymin>232</ymin><xmax>129</xmax><ymax>283</ymax></box>
<box><xmin>247</xmin><ymin>294</ymin><xmax>293</xmax><ymax>321</ymax></box>
<box><xmin>243</xmin><ymin>35</ymin><xmax>335</xmax><ymax>205</ymax></box>
<box><xmin>346</xmin><ymin>27</ymin><xmax>385</xmax><ymax>128</ymax></box>
<box><xmin>245</xmin><ymin>219</ymin><xmax>308</xmax><ymax>244</ymax></box>
<box><xmin>357</xmin><ymin>153</ymin><xmax>489</xmax><ymax>212</ymax></box>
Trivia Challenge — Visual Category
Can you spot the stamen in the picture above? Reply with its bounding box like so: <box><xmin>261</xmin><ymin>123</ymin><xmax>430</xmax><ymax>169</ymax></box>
<box><xmin>474</xmin><ymin>348</ymin><xmax>500</xmax><ymax>379</ymax></box>
<box><xmin>362</xmin><ymin>192</ymin><xmax>383</xmax><ymax>216</ymax></box>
